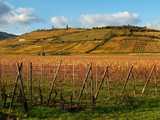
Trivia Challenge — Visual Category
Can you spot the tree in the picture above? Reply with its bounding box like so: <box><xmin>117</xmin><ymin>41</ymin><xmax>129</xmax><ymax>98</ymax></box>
<box><xmin>66</xmin><ymin>24</ymin><xmax>69</xmax><ymax>30</ymax></box>
<box><xmin>52</xmin><ymin>25</ymin><xmax>55</xmax><ymax>30</ymax></box>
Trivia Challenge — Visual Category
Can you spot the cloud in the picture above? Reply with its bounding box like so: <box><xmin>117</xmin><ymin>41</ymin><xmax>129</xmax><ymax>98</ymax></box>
<box><xmin>8</xmin><ymin>8</ymin><xmax>42</xmax><ymax>25</ymax></box>
<box><xmin>51</xmin><ymin>16</ymin><xmax>68</xmax><ymax>27</ymax></box>
<box><xmin>0</xmin><ymin>1</ymin><xmax>41</xmax><ymax>26</ymax></box>
<box><xmin>146</xmin><ymin>21</ymin><xmax>160</xmax><ymax>30</ymax></box>
<box><xmin>0</xmin><ymin>1</ymin><xmax>11</xmax><ymax>25</ymax></box>
<box><xmin>80</xmin><ymin>11</ymin><xmax>140</xmax><ymax>27</ymax></box>
<box><xmin>0</xmin><ymin>0</ymin><xmax>11</xmax><ymax>16</ymax></box>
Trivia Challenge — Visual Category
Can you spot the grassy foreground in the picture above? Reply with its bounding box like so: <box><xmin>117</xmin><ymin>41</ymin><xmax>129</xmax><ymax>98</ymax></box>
<box><xmin>1</xmin><ymin>96</ymin><xmax>160</xmax><ymax>120</ymax></box>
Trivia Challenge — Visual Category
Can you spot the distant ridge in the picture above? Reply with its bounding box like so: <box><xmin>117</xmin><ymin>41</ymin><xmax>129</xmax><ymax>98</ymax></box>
<box><xmin>0</xmin><ymin>25</ymin><xmax>160</xmax><ymax>55</ymax></box>
<box><xmin>0</xmin><ymin>31</ymin><xmax>16</xmax><ymax>40</ymax></box>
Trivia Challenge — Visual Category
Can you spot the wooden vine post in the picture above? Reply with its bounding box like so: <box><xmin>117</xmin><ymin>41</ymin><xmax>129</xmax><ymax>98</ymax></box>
<box><xmin>90</xmin><ymin>64</ymin><xmax>94</xmax><ymax>103</ymax></box>
<box><xmin>141</xmin><ymin>65</ymin><xmax>156</xmax><ymax>96</ymax></box>
<box><xmin>29</xmin><ymin>62</ymin><xmax>33</xmax><ymax>104</ymax></box>
<box><xmin>106</xmin><ymin>66</ymin><xmax>111</xmax><ymax>96</ymax></box>
<box><xmin>47</xmin><ymin>60</ymin><xmax>62</xmax><ymax>105</ymax></box>
<box><xmin>94</xmin><ymin>66</ymin><xmax>109</xmax><ymax>100</ymax></box>
<box><xmin>154</xmin><ymin>66</ymin><xmax>158</xmax><ymax>96</ymax></box>
<box><xmin>10</xmin><ymin>63</ymin><xmax>28</xmax><ymax>112</ymax></box>
<box><xmin>131</xmin><ymin>72</ymin><xmax>136</xmax><ymax>96</ymax></box>
<box><xmin>121</xmin><ymin>65</ymin><xmax>134</xmax><ymax>95</ymax></box>
<box><xmin>78</xmin><ymin>63</ymin><xmax>92</xmax><ymax>101</ymax></box>
<box><xmin>0</xmin><ymin>62</ymin><xmax>7</xmax><ymax>108</ymax></box>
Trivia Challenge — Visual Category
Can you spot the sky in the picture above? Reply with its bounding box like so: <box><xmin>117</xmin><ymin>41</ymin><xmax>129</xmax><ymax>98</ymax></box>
<box><xmin>0</xmin><ymin>0</ymin><xmax>160</xmax><ymax>34</ymax></box>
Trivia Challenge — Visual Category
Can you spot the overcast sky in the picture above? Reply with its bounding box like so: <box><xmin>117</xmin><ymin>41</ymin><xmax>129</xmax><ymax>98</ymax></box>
<box><xmin>0</xmin><ymin>0</ymin><xmax>160</xmax><ymax>34</ymax></box>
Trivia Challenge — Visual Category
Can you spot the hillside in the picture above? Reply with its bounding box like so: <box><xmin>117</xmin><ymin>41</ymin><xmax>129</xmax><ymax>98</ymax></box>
<box><xmin>0</xmin><ymin>32</ymin><xmax>16</xmax><ymax>40</ymax></box>
<box><xmin>0</xmin><ymin>26</ymin><xmax>160</xmax><ymax>55</ymax></box>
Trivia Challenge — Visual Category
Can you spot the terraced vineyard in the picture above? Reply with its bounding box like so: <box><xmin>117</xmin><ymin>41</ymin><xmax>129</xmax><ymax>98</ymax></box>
<box><xmin>1</xmin><ymin>26</ymin><xmax>160</xmax><ymax>55</ymax></box>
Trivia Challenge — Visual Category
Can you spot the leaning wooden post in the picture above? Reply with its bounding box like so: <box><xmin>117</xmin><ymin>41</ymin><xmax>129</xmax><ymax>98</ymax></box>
<box><xmin>47</xmin><ymin>60</ymin><xmax>62</xmax><ymax>105</ymax></box>
<box><xmin>90</xmin><ymin>64</ymin><xmax>93</xmax><ymax>102</ymax></box>
<box><xmin>70</xmin><ymin>93</ymin><xmax>73</xmax><ymax>110</ymax></box>
<box><xmin>9</xmin><ymin>63</ymin><xmax>28</xmax><ymax>112</ymax></box>
<box><xmin>141</xmin><ymin>65</ymin><xmax>155</xmax><ymax>96</ymax></box>
<box><xmin>60</xmin><ymin>89</ymin><xmax>65</xmax><ymax>110</ymax></box>
<box><xmin>94</xmin><ymin>66</ymin><xmax>108</xmax><ymax>100</ymax></box>
<box><xmin>0</xmin><ymin>61</ymin><xmax>2</xmax><ymax>99</ymax></box>
<box><xmin>121</xmin><ymin>65</ymin><xmax>134</xmax><ymax>95</ymax></box>
<box><xmin>106</xmin><ymin>66</ymin><xmax>111</xmax><ymax>96</ymax></box>
<box><xmin>18</xmin><ymin>63</ymin><xmax>28</xmax><ymax>112</ymax></box>
<box><xmin>0</xmin><ymin>62</ymin><xmax>1</xmax><ymax>89</ymax></box>
<box><xmin>0</xmin><ymin>62</ymin><xmax>7</xmax><ymax>108</ymax></box>
<box><xmin>72</xmin><ymin>63</ymin><xmax>75</xmax><ymax>98</ymax></box>
<box><xmin>95</xmin><ymin>64</ymin><xmax>98</xmax><ymax>93</ymax></box>
<box><xmin>78</xmin><ymin>63</ymin><xmax>92</xmax><ymax>101</ymax></box>
<box><xmin>39</xmin><ymin>64</ymin><xmax>43</xmax><ymax>104</ymax></box>
<box><xmin>154</xmin><ymin>66</ymin><xmax>158</xmax><ymax>96</ymax></box>
<box><xmin>9</xmin><ymin>63</ymin><xmax>23</xmax><ymax>109</ymax></box>
<box><xmin>29</xmin><ymin>62</ymin><xmax>33</xmax><ymax>104</ymax></box>
<box><xmin>131</xmin><ymin>72</ymin><xmax>136</xmax><ymax>96</ymax></box>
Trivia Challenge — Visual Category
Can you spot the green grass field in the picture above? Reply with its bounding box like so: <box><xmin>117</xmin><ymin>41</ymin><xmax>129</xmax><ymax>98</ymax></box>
<box><xmin>1</xmin><ymin>96</ymin><xmax>160</xmax><ymax>120</ymax></box>
<box><xmin>0</xmin><ymin>77</ymin><xmax>160</xmax><ymax>120</ymax></box>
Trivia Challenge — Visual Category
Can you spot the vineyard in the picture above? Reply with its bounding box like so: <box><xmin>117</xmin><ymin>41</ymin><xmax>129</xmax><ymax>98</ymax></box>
<box><xmin>0</xmin><ymin>55</ymin><xmax>160</xmax><ymax>119</ymax></box>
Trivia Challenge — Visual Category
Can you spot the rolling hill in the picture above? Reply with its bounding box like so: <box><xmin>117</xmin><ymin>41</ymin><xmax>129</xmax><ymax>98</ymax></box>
<box><xmin>0</xmin><ymin>26</ymin><xmax>160</xmax><ymax>55</ymax></box>
<box><xmin>0</xmin><ymin>32</ymin><xmax>16</xmax><ymax>40</ymax></box>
